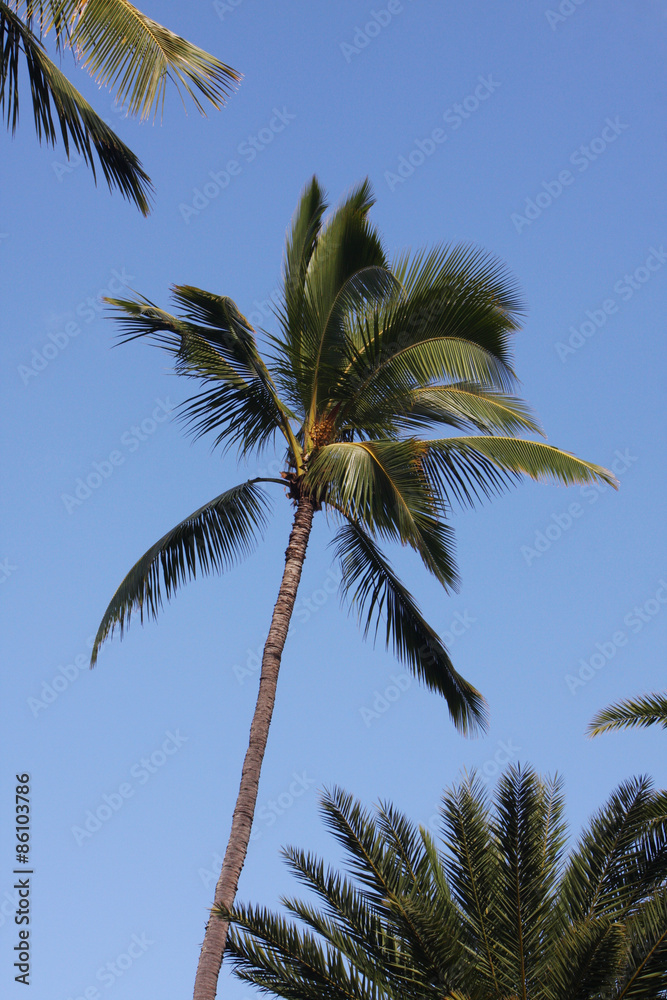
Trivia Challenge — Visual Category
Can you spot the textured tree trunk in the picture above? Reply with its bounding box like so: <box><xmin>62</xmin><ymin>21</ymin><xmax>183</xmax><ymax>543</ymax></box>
<box><xmin>192</xmin><ymin>495</ymin><xmax>316</xmax><ymax>1000</ymax></box>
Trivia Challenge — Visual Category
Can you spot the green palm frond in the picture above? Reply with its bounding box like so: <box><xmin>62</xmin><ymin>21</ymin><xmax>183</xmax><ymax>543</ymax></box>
<box><xmin>279</xmin><ymin>176</ymin><xmax>328</xmax><ymax>399</ymax></box>
<box><xmin>338</xmin><ymin>336</ymin><xmax>518</xmax><ymax>436</ymax></box>
<box><xmin>355</xmin><ymin>384</ymin><xmax>544</xmax><ymax>438</ymax></box>
<box><xmin>422</xmin><ymin>436</ymin><xmax>617</xmax><ymax>510</ymax></box>
<box><xmin>588</xmin><ymin>692</ymin><xmax>667</xmax><ymax>736</ymax></box>
<box><xmin>224</xmin><ymin>773</ymin><xmax>667</xmax><ymax>1000</ymax></box>
<box><xmin>48</xmin><ymin>0</ymin><xmax>240</xmax><ymax>119</ymax></box>
<box><xmin>319</xmin><ymin>787</ymin><xmax>435</xmax><ymax>913</ymax></box>
<box><xmin>619</xmin><ymin>889</ymin><xmax>667</xmax><ymax>1000</ymax></box>
<box><xmin>332</xmin><ymin>520</ymin><xmax>486</xmax><ymax>735</ymax></box>
<box><xmin>225</xmin><ymin>900</ymin><xmax>387</xmax><ymax>1000</ymax></box>
<box><xmin>300</xmin><ymin>183</ymin><xmax>391</xmax><ymax>409</ymax></box>
<box><xmin>439</xmin><ymin>774</ymin><xmax>502</xmax><ymax>992</ymax></box>
<box><xmin>91</xmin><ymin>482</ymin><xmax>271</xmax><ymax>664</ymax></box>
<box><xmin>281</xmin><ymin>847</ymin><xmax>397</xmax><ymax>962</ymax></box>
<box><xmin>1</xmin><ymin>0</ymin><xmax>152</xmax><ymax>212</ymax></box>
<box><xmin>559</xmin><ymin>776</ymin><xmax>666</xmax><ymax>924</ymax></box>
<box><xmin>306</xmin><ymin>440</ymin><xmax>456</xmax><ymax>588</ymax></box>
<box><xmin>277</xmin><ymin>178</ymin><xmax>394</xmax><ymax>418</ymax></box>
<box><xmin>334</xmin><ymin>243</ymin><xmax>522</xmax><ymax>412</ymax></box>
<box><xmin>106</xmin><ymin>291</ymin><xmax>297</xmax><ymax>459</ymax></box>
<box><xmin>546</xmin><ymin>918</ymin><xmax>626</xmax><ymax>1000</ymax></box>
<box><xmin>490</xmin><ymin>766</ymin><xmax>566</xmax><ymax>991</ymax></box>
<box><xmin>392</xmin><ymin>242</ymin><xmax>524</xmax><ymax>339</ymax></box>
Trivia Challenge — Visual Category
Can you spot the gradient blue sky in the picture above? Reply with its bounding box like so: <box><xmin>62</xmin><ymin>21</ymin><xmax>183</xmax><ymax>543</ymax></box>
<box><xmin>2</xmin><ymin>2</ymin><xmax>666</xmax><ymax>997</ymax></box>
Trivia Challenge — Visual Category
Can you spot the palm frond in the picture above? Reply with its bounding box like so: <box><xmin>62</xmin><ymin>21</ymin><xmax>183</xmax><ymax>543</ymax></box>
<box><xmin>106</xmin><ymin>291</ymin><xmax>297</xmax><ymax>459</ymax></box>
<box><xmin>225</xmin><ymin>903</ymin><xmax>386</xmax><ymax>1000</ymax></box>
<box><xmin>353</xmin><ymin>384</ymin><xmax>544</xmax><ymax>439</ymax></box>
<box><xmin>300</xmin><ymin>180</ymin><xmax>390</xmax><ymax>408</ymax></box>
<box><xmin>1</xmin><ymin>1</ymin><xmax>152</xmax><ymax>212</ymax></box>
<box><xmin>277</xmin><ymin>178</ymin><xmax>394</xmax><ymax>417</ymax></box>
<box><xmin>91</xmin><ymin>481</ymin><xmax>271</xmax><ymax>664</ymax></box>
<box><xmin>546</xmin><ymin>918</ymin><xmax>626</xmax><ymax>1000</ymax></box>
<box><xmin>490</xmin><ymin>766</ymin><xmax>566</xmax><ymax>990</ymax></box>
<box><xmin>422</xmin><ymin>436</ymin><xmax>616</xmax><ymax>510</ymax></box>
<box><xmin>588</xmin><ymin>692</ymin><xmax>667</xmax><ymax>736</ymax></box>
<box><xmin>618</xmin><ymin>889</ymin><xmax>667</xmax><ymax>1000</ymax></box>
<box><xmin>223</xmin><ymin>772</ymin><xmax>667</xmax><ymax>1000</ymax></box>
<box><xmin>439</xmin><ymin>774</ymin><xmax>502</xmax><ymax>993</ymax></box>
<box><xmin>56</xmin><ymin>0</ymin><xmax>240</xmax><ymax>119</ymax></box>
<box><xmin>332</xmin><ymin>520</ymin><xmax>487</xmax><ymax>735</ymax></box>
<box><xmin>559</xmin><ymin>776</ymin><xmax>667</xmax><ymax>924</ymax></box>
<box><xmin>338</xmin><ymin>336</ymin><xmax>518</xmax><ymax>437</ymax></box>
<box><xmin>334</xmin><ymin>243</ymin><xmax>523</xmax><ymax>417</ymax></box>
<box><xmin>307</xmin><ymin>439</ymin><xmax>457</xmax><ymax>589</ymax></box>
<box><xmin>278</xmin><ymin>176</ymin><xmax>328</xmax><ymax>396</ymax></box>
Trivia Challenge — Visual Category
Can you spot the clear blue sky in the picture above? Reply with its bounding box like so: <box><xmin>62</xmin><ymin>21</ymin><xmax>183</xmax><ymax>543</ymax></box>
<box><xmin>1</xmin><ymin>2</ymin><xmax>665</xmax><ymax>997</ymax></box>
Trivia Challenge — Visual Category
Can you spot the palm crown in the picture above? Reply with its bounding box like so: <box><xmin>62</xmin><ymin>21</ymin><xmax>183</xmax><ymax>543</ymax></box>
<box><xmin>93</xmin><ymin>175</ymin><xmax>615</xmax><ymax>734</ymax></box>
<box><xmin>224</xmin><ymin>768</ymin><xmax>667</xmax><ymax>1000</ymax></box>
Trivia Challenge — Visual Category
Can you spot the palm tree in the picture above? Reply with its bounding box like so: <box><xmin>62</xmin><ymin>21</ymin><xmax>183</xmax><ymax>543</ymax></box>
<box><xmin>90</xmin><ymin>177</ymin><xmax>616</xmax><ymax>999</ymax></box>
<box><xmin>223</xmin><ymin>767</ymin><xmax>667</xmax><ymax>1000</ymax></box>
<box><xmin>1</xmin><ymin>0</ymin><xmax>240</xmax><ymax>213</ymax></box>
<box><xmin>589</xmin><ymin>691</ymin><xmax>667</xmax><ymax>735</ymax></box>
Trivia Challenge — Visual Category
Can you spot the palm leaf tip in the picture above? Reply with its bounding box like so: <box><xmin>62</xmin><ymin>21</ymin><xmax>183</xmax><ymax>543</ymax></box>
<box><xmin>426</xmin><ymin>437</ymin><xmax>618</xmax><ymax>499</ymax></box>
<box><xmin>333</xmin><ymin>521</ymin><xmax>487</xmax><ymax>736</ymax></box>
<box><xmin>1</xmin><ymin>2</ymin><xmax>154</xmax><ymax>213</ymax></box>
<box><xmin>90</xmin><ymin>481</ymin><xmax>271</xmax><ymax>666</ymax></box>
<box><xmin>587</xmin><ymin>692</ymin><xmax>667</xmax><ymax>736</ymax></box>
<box><xmin>66</xmin><ymin>0</ymin><xmax>242</xmax><ymax>120</ymax></box>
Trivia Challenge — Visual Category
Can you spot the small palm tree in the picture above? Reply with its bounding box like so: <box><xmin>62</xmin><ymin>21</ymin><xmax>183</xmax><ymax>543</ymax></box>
<box><xmin>589</xmin><ymin>691</ymin><xmax>667</xmax><ymax>735</ymax></box>
<box><xmin>1</xmin><ymin>0</ymin><xmax>240</xmax><ymax>212</ymax></box>
<box><xmin>91</xmin><ymin>177</ymin><xmax>616</xmax><ymax>999</ymax></box>
<box><xmin>223</xmin><ymin>768</ymin><xmax>667</xmax><ymax>1000</ymax></box>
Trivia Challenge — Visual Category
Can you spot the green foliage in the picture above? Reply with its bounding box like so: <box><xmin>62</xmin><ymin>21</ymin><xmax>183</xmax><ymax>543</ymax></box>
<box><xmin>93</xmin><ymin>177</ymin><xmax>615</xmax><ymax>733</ymax></box>
<box><xmin>1</xmin><ymin>0</ymin><xmax>239</xmax><ymax>212</ymax></box>
<box><xmin>222</xmin><ymin>768</ymin><xmax>667</xmax><ymax>1000</ymax></box>
<box><xmin>91</xmin><ymin>482</ymin><xmax>271</xmax><ymax>664</ymax></box>
<box><xmin>589</xmin><ymin>692</ymin><xmax>667</xmax><ymax>736</ymax></box>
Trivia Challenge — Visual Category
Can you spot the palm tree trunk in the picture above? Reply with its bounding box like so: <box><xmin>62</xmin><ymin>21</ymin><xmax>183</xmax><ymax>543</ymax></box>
<box><xmin>192</xmin><ymin>495</ymin><xmax>316</xmax><ymax>1000</ymax></box>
